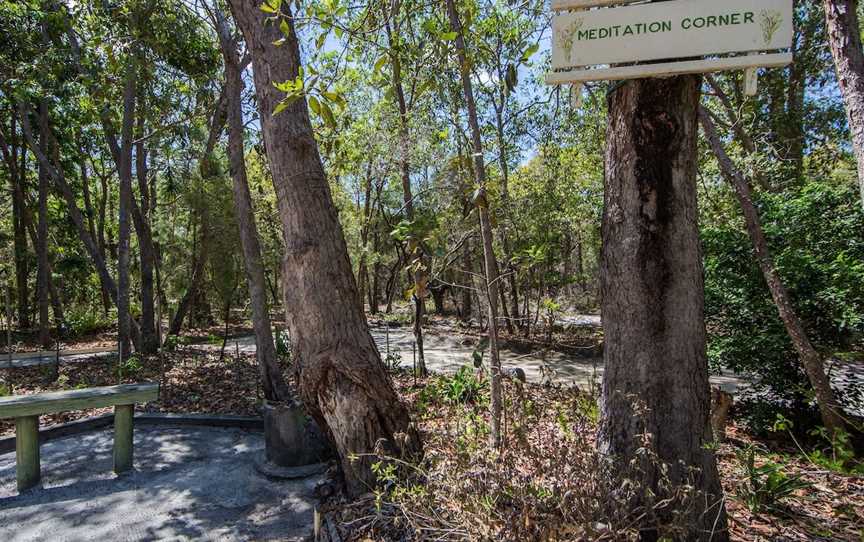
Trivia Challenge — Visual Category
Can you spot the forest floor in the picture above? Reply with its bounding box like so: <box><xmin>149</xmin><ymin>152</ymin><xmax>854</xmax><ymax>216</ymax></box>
<box><xmin>0</xmin><ymin>344</ymin><xmax>861</xmax><ymax>540</ymax></box>
<box><xmin>1</xmin><ymin>318</ymin><xmax>862</xmax><ymax>540</ymax></box>
<box><xmin>325</xmin><ymin>372</ymin><xmax>864</xmax><ymax>542</ymax></box>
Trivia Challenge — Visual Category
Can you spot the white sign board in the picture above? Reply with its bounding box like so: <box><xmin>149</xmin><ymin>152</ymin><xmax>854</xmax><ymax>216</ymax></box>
<box><xmin>548</xmin><ymin>0</ymin><xmax>793</xmax><ymax>85</ymax></box>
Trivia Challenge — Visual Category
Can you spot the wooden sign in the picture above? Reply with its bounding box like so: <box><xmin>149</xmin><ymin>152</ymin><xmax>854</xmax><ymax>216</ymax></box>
<box><xmin>547</xmin><ymin>0</ymin><xmax>794</xmax><ymax>87</ymax></box>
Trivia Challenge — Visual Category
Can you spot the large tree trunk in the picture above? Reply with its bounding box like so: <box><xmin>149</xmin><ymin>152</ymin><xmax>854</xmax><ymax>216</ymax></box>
<box><xmin>446</xmin><ymin>0</ymin><xmax>504</xmax><ymax>448</ymax></box>
<box><xmin>598</xmin><ymin>76</ymin><xmax>727</xmax><ymax>540</ymax></box>
<box><xmin>36</xmin><ymin>103</ymin><xmax>51</xmax><ymax>348</ymax></box>
<box><xmin>228</xmin><ymin>0</ymin><xmax>421</xmax><ymax>495</ymax></box>
<box><xmin>824</xmin><ymin>0</ymin><xmax>864</xmax><ymax>211</ymax></box>
<box><xmin>700</xmin><ymin>109</ymin><xmax>847</xmax><ymax>434</ymax></box>
<box><xmin>215</xmin><ymin>8</ymin><xmax>290</xmax><ymax>402</ymax></box>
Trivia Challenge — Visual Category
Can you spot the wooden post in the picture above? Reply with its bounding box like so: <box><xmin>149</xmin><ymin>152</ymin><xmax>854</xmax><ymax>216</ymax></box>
<box><xmin>15</xmin><ymin>415</ymin><xmax>40</xmax><ymax>491</ymax></box>
<box><xmin>113</xmin><ymin>404</ymin><xmax>134</xmax><ymax>474</ymax></box>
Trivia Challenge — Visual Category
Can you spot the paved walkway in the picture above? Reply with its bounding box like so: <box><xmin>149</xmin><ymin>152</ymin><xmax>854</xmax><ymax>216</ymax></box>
<box><xmin>0</xmin><ymin>426</ymin><xmax>321</xmax><ymax>541</ymax></box>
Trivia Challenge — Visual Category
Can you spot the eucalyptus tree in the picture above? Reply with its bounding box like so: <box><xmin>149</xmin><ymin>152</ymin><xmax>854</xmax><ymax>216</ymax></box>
<box><xmin>599</xmin><ymin>72</ymin><xmax>728</xmax><ymax>539</ymax></box>
<box><xmin>227</xmin><ymin>0</ymin><xmax>421</xmax><ymax>495</ymax></box>
<box><xmin>212</xmin><ymin>5</ymin><xmax>289</xmax><ymax>401</ymax></box>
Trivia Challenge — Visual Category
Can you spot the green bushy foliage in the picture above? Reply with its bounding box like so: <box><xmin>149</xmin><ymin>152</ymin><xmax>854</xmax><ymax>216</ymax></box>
<box><xmin>703</xmin><ymin>181</ymin><xmax>864</xmax><ymax>432</ymax></box>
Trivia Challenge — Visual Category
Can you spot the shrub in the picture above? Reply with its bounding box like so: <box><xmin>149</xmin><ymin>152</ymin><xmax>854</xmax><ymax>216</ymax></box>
<box><xmin>703</xmin><ymin>181</ymin><xmax>864</xmax><ymax>433</ymax></box>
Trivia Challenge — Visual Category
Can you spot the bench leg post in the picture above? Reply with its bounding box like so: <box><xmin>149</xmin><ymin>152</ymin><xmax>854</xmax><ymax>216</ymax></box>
<box><xmin>15</xmin><ymin>416</ymin><xmax>40</xmax><ymax>491</ymax></box>
<box><xmin>113</xmin><ymin>404</ymin><xmax>134</xmax><ymax>474</ymax></box>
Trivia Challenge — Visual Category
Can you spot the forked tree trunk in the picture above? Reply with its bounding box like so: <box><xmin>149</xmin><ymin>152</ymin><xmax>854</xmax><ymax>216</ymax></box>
<box><xmin>228</xmin><ymin>0</ymin><xmax>421</xmax><ymax>495</ymax></box>
<box><xmin>598</xmin><ymin>76</ymin><xmax>727</xmax><ymax>540</ymax></box>
<box><xmin>700</xmin><ymin>109</ymin><xmax>847</xmax><ymax>434</ymax></box>
<box><xmin>824</xmin><ymin>0</ymin><xmax>864</xmax><ymax>211</ymax></box>
<box><xmin>446</xmin><ymin>0</ymin><xmax>503</xmax><ymax>448</ymax></box>
<box><xmin>215</xmin><ymin>8</ymin><xmax>290</xmax><ymax>402</ymax></box>
<box><xmin>133</xmin><ymin>117</ymin><xmax>158</xmax><ymax>354</ymax></box>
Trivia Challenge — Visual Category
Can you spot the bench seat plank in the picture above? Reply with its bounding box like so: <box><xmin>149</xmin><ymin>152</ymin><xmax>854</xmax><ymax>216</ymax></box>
<box><xmin>0</xmin><ymin>383</ymin><xmax>159</xmax><ymax>419</ymax></box>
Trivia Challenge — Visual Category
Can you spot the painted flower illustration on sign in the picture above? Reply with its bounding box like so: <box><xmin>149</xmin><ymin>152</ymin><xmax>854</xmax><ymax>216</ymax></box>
<box><xmin>558</xmin><ymin>17</ymin><xmax>584</xmax><ymax>63</ymax></box>
<box><xmin>760</xmin><ymin>9</ymin><xmax>782</xmax><ymax>45</ymax></box>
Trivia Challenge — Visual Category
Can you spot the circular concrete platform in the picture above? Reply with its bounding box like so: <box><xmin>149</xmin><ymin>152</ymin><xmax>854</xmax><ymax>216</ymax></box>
<box><xmin>0</xmin><ymin>425</ymin><xmax>323</xmax><ymax>541</ymax></box>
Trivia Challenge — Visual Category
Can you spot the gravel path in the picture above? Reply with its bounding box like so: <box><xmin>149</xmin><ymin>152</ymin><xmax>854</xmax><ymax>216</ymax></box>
<box><xmin>0</xmin><ymin>426</ymin><xmax>321</xmax><ymax>541</ymax></box>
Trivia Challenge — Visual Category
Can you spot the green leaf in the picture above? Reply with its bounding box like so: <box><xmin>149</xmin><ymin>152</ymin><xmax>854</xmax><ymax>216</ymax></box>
<box><xmin>521</xmin><ymin>43</ymin><xmax>539</xmax><ymax>63</ymax></box>
<box><xmin>440</xmin><ymin>31</ymin><xmax>457</xmax><ymax>41</ymax></box>
<box><xmin>308</xmin><ymin>95</ymin><xmax>321</xmax><ymax>115</ymax></box>
<box><xmin>373</xmin><ymin>55</ymin><xmax>388</xmax><ymax>75</ymax></box>
<box><xmin>320</xmin><ymin>100</ymin><xmax>336</xmax><ymax>127</ymax></box>
<box><xmin>279</xmin><ymin>18</ymin><xmax>290</xmax><ymax>37</ymax></box>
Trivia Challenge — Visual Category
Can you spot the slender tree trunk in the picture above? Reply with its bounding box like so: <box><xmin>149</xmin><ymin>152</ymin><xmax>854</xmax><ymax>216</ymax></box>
<box><xmin>446</xmin><ymin>0</ymin><xmax>503</xmax><ymax>448</ymax></box>
<box><xmin>385</xmin><ymin>15</ymin><xmax>428</xmax><ymax>376</ymax></box>
<box><xmin>36</xmin><ymin>103</ymin><xmax>51</xmax><ymax>348</ymax></box>
<box><xmin>96</xmin><ymin>168</ymin><xmax>111</xmax><ymax>316</ymax></box>
<box><xmin>824</xmin><ymin>0</ymin><xmax>864</xmax><ymax>211</ymax></box>
<box><xmin>16</xmin><ymin>103</ymin><xmax>141</xmax><ymax>348</ymax></box>
<box><xmin>0</xmin><ymin>119</ymin><xmax>30</xmax><ymax>329</ymax></box>
<box><xmin>460</xmin><ymin>238</ymin><xmax>474</xmax><ymax>321</ymax></box>
<box><xmin>169</xmin><ymin>91</ymin><xmax>229</xmax><ymax>337</ymax></box>
<box><xmin>117</xmin><ymin>61</ymin><xmax>137</xmax><ymax>358</ymax></box>
<box><xmin>356</xmin><ymin>161</ymin><xmax>374</xmax><ymax>312</ymax></box>
<box><xmin>133</xmin><ymin>116</ymin><xmax>158</xmax><ymax>354</ymax></box>
<box><xmin>598</xmin><ymin>76</ymin><xmax>727</xmax><ymax>540</ymax></box>
<box><xmin>215</xmin><ymin>8</ymin><xmax>290</xmax><ymax>402</ymax></box>
<box><xmin>228</xmin><ymin>0</ymin><xmax>421</xmax><ymax>495</ymax></box>
<box><xmin>493</xmin><ymin>105</ymin><xmax>518</xmax><ymax>333</ymax></box>
<box><xmin>370</xmin><ymin>229</ymin><xmax>381</xmax><ymax>315</ymax></box>
<box><xmin>700</xmin><ymin>109</ymin><xmax>847</xmax><ymax>434</ymax></box>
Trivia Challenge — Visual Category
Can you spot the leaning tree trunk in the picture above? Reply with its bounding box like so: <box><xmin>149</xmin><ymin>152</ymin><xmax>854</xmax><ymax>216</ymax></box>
<box><xmin>228</xmin><ymin>0</ymin><xmax>421</xmax><ymax>495</ymax></box>
<box><xmin>824</xmin><ymin>0</ymin><xmax>864</xmax><ymax>211</ymax></box>
<box><xmin>215</xmin><ymin>8</ymin><xmax>290</xmax><ymax>402</ymax></box>
<box><xmin>598</xmin><ymin>76</ymin><xmax>728</xmax><ymax>540</ymax></box>
<box><xmin>700</xmin><ymin>109</ymin><xmax>847</xmax><ymax>434</ymax></box>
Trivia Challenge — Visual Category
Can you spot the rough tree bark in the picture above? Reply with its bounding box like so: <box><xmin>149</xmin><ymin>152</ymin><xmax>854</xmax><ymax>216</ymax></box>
<box><xmin>824</xmin><ymin>0</ymin><xmax>864</xmax><ymax>211</ymax></box>
<box><xmin>214</xmin><ymin>7</ymin><xmax>290</xmax><ymax>402</ymax></box>
<box><xmin>700</xmin><ymin>108</ymin><xmax>847</xmax><ymax>434</ymax></box>
<box><xmin>228</xmin><ymin>0</ymin><xmax>421</xmax><ymax>495</ymax></box>
<box><xmin>598</xmin><ymin>76</ymin><xmax>728</xmax><ymax>540</ymax></box>
<box><xmin>445</xmin><ymin>0</ymin><xmax>504</xmax><ymax>448</ymax></box>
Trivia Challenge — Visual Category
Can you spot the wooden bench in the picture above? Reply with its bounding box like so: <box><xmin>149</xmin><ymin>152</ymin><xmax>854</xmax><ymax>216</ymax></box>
<box><xmin>0</xmin><ymin>383</ymin><xmax>159</xmax><ymax>491</ymax></box>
